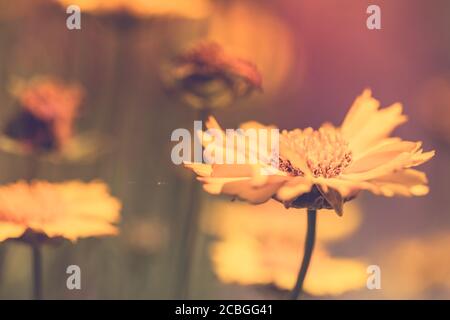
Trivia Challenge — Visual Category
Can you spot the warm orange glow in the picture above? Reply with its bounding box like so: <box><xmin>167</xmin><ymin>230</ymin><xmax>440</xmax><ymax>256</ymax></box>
<box><xmin>203</xmin><ymin>200</ymin><xmax>361</xmax><ymax>243</ymax></box>
<box><xmin>203</xmin><ymin>200</ymin><xmax>366</xmax><ymax>296</ymax></box>
<box><xmin>378</xmin><ymin>232</ymin><xmax>450</xmax><ymax>298</ymax></box>
<box><xmin>207</xmin><ymin>1</ymin><xmax>296</xmax><ymax>94</ymax></box>
<box><xmin>0</xmin><ymin>180</ymin><xmax>121</xmax><ymax>242</ymax></box>
<box><xmin>56</xmin><ymin>0</ymin><xmax>211</xmax><ymax>19</ymax></box>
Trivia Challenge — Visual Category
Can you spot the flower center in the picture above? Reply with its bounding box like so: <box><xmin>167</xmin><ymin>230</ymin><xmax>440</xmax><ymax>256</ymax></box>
<box><xmin>279</xmin><ymin>126</ymin><xmax>352</xmax><ymax>178</ymax></box>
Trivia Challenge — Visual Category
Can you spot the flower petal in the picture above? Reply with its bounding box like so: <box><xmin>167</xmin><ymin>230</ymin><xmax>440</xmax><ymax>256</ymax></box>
<box><xmin>341</xmin><ymin>89</ymin><xmax>408</xmax><ymax>155</ymax></box>
<box><xmin>184</xmin><ymin>162</ymin><xmax>213</xmax><ymax>177</ymax></box>
<box><xmin>314</xmin><ymin>177</ymin><xmax>373</xmax><ymax>199</ymax></box>
<box><xmin>349</xmin><ymin>103</ymin><xmax>407</xmax><ymax>155</ymax></box>
<box><xmin>344</xmin><ymin>140</ymin><xmax>421</xmax><ymax>174</ymax></box>
<box><xmin>279</xmin><ymin>137</ymin><xmax>312</xmax><ymax>177</ymax></box>
<box><xmin>275</xmin><ymin>176</ymin><xmax>312</xmax><ymax>201</ymax></box>
<box><xmin>0</xmin><ymin>223</ymin><xmax>26</xmax><ymax>242</ymax></box>
<box><xmin>341</xmin><ymin>148</ymin><xmax>433</xmax><ymax>182</ymax></box>
<box><xmin>341</xmin><ymin>89</ymin><xmax>380</xmax><ymax>140</ymax></box>
<box><xmin>369</xmin><ymin>169</ymin><xmax>430</xmax><ymax>197</ymax></box>
<box><xmin>317</xmin><ymin>186</ymin><xmax>344</xmax><ymax>216</ymax></box>
<box><xmin>200</xmin><ymin>175</ymin><xmax>289</xmax><ymax>204</ymax></box>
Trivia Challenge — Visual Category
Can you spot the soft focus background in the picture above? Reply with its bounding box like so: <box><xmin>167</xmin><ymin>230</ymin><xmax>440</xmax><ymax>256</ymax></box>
<box><xmin>0</xmin><ymin>0</ymin><xmax>449</xmax><ymax>299</ymax></box>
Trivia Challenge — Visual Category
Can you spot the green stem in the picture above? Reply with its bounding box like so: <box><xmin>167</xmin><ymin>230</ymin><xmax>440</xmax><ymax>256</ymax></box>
<box><xmin>290</xmin><ymin>209</ymin><xmax>317</xmax><ymax>300</ymax></box>
<box><xmin>175</xmin><ymin>108</ymin><xmax>209</xmax><ymax>299</ymax></box>
<box><xmin>32</xmin><ymin>244</ymin><xmax>42</xmax><ymax>300</ymax></box>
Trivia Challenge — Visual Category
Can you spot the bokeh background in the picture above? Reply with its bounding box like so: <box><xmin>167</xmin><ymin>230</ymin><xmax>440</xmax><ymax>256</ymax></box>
<box><xmin>0</xmin><ymin>0</ymin><xmax>449</xmax><ymax>299</ymax></box>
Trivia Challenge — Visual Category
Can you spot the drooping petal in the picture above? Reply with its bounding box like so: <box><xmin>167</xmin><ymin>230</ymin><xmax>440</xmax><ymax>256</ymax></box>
<box><xmin>317</xmin><ymin>186</ymin><xmax>344</xmax><ymax>216</ymax></box>
<box><xmin>211</xmin><ymin>164</ymin><xmax>256</xmax><ymax>177</ymax></box>
<box><xmin>314</xmin><ymin>177</ymin><xmax>374</xmax><ymax>199</ymax></box>
<box><xmin>275</xmin><ymin>176</ymin><xmax>312</xmax><ymax>201</ymax></box>
<box><xmin>199</xmin><ymin>175</ymin><xmax>289</xmax><ymax>204</ymax></box>
<box><xmin>184</xmin><ymin>162</ymin><xmax>213</xmax><ymax>177</ymax></box>
<box><xmin>368</xmin><ymin>169</ymin><xmax>430</xmax><ymax>197</ymax></box>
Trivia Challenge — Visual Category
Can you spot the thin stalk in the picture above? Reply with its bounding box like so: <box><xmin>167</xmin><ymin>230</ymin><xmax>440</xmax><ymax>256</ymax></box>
<box><xmin>175</xmin><ymin>108</ymin><xmax>209</xmax><ymax>299</ymax></box>
<box><xmin>290</xmin><ymin>209</ymin><xmax>317</xmax><ymax>300</ymax></box>
<box><xmin>31</xmin><ymin>244</ymin><xmax>42</xmax><ymax>300</ymax></box>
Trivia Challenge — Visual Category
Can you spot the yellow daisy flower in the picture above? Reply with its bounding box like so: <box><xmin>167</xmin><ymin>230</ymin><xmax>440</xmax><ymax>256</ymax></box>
<box><xmin>0</xmin><ymin>180</ymin><xmax>121</xmax><ymax>243</ymax></box>
<box><xmin>185</xmin><ymin>89</ymin><xmax>435</xmax><ymax>215</ymax></box>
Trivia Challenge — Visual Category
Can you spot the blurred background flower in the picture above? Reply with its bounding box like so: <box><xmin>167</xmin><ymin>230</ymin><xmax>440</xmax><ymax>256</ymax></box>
<box><xmin>375</xmin><ymin>232</ymin><xmax>450</xmax><ymax>299</ymax></box>
<box><xmin>122</xmin><ymin>217</ymin><xmax>167</xmax><ymax>255</ymax></box>
<box><xmin>0</xmin><ymin>179</ymin><xmax>121</xmax><ymax>299</ymax></box>
<box><xmin>0</xmin><ymin>76</ymin><xmax>106</xmax><ymax>163</ymax></box>
<box><xmin>0</xmin><ymin>180</ymin><xmax>121</xmax><ymax>242</ymax></box>
<box><xmin>163</xmin><ymin>41</ymin><xmax>262</xmax><ymax>110</ymax></box>
<box><xmin>202</xmin><ymin>200</ymin><xmax>366</xmax><ymax>297</ymax></box>
<box><xmin>4</xmin><ymin>76</ymin><xmax>83</xmax><ymax>152</ymax></box>
<box><xmin>55</xmin><ymin>0</ymin><xmax>211</xmax><ymax>20</ymax></box>
<box><xmin>207</xmin><ymin>0</ymin><xmax>298</xmax><ymax>97</ymax></box>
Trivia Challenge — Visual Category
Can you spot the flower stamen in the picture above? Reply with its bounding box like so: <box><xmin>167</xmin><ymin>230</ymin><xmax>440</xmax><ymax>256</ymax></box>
<box><xmin>280</xmin><ymin>126</ymin><xmax>352</xmax><ymax>178</ymax></box>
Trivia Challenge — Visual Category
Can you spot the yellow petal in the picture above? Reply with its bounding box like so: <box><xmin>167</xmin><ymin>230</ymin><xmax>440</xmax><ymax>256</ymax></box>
<box><xmin>279</xmin><ymin>138</ymin><xmax>312</xmax><ymax>177</ymax></box>
<box><xmin>184</xmin><ymin>162</ymin><xmax>213</xmax><ymax>177</ymax></box>
<box><xmin>314</xmin><ymin>177</ymin><xmax>373</xmax><ymax>198</ymax></box>
<box><xmin>368</xmin><ymin>169</ymin><xmax>430</xmax><ymax>197</ymax></box>
<box><xmin>345</xmin><ymin>140</ymin><xmax>421</xmax><ymax>174</ymax></box>
<box><xmin>341</xmin><ymin>89</ymin><xmax>408</xmax><ymax>155</ymax></box>
<box><xmin>341</xmin><ymin>89</ymin><xmax>380</xmax><ymax>140</ymax></box>
<box><xmin>344</xmin><ymin>147</ymin><xmax>433</xmax><ymax>183</ymax></box>
<box><xmin>348</xmin><ymin>102</ymin><xmax>407</xmax><ymax>155</ymax></box>
<box><xmin>239</xmin><ymin>121</ymin><xmax>275</xmax><ymax>131</ymax></box>
<box><xmin>210</xmin><ymin>164</ymin><xmax>257</xmax><ymax>177</ymax></box>
<box><xmin>276</xmin><ymin>176</ymin><xmax>312</xmax><ymax>201</ymax></box>
<box><xmin>0</xmin><ymin>223</ymin><xmax>26</xmax><ymax>242</ymax></box>
<box><xmin>200</xmin><ymin>175</ymin><xmax>289</xmax><ymax>204</ymax></box>
<box><xmin>206</xmin><ymin>116</ymin><xmax>223</xmax><ymax>131</ymax></box>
